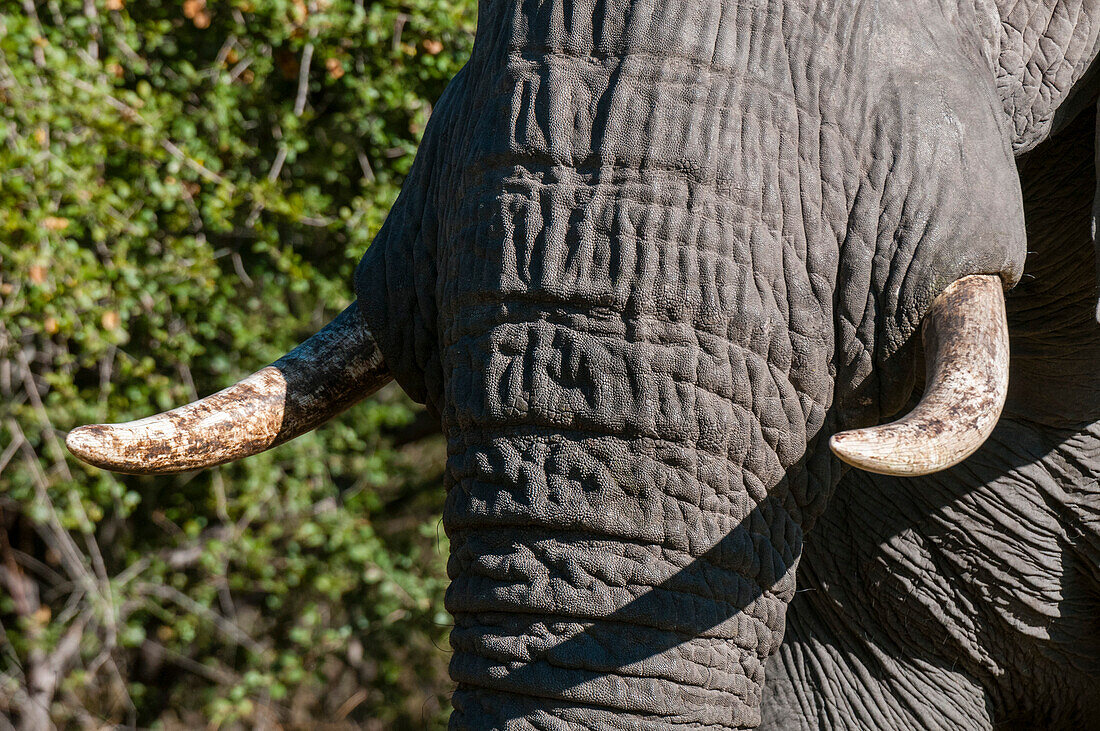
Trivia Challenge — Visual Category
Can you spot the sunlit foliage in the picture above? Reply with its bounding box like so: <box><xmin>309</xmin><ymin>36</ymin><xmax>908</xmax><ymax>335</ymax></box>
<box><xmin>0</xmin><ymin>1</ymin><xmax>475</xmax><ymax>726</ymax></box>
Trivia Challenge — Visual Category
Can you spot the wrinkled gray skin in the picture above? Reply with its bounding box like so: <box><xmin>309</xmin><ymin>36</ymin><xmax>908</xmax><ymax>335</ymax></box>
<box><xmin>353</xmin><ymin>1</ymin><xmax>1100</xmax><ymax>728</ymax></box>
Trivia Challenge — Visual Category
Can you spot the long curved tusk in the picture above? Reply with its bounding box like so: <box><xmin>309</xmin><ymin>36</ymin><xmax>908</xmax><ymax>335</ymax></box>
<box><xmin>65</xmin><ymin>303</ymin><xmax>391</xmax><ymax>474</ymax></box>
<box><xmin>829</xmin><ymin>274</ymin><xmax>1009</xmax><ymax>477</ymax></box>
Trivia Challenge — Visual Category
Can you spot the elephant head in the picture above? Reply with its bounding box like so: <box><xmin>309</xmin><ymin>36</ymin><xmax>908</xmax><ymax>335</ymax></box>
<box><xmin>67</xmin><ymin>1</ymin><xmax>1100</xmax><ymax>727</ymax></box>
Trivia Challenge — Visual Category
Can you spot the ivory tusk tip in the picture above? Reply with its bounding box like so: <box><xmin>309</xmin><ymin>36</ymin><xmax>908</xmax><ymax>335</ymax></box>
<box><xmin>827</xmin><ymin>430</ymin><xmax>872</xmax><ymax>459</ymax></box>
<box><xmin>828</xmin><ymin>431</ymin><xmax>873</xmax><ymax>471</ymax></box>
<box><xmin>66</xmin><ymin>422</ymin><xmax>204</xmax><ymax>475</ymax></box>
<box><xmin>827</xmin><ymin>431</ymin><xmax>935</xmax><ymax>476</ymax></box>
<box><xmin>827</xmin><ymin>432</ymin><xmax>852</xmax><ymax>459</ymax></box>
<box><xmin>66</xmin><ymin>425</ymin><xmax>115</xmax><ymax>469</ymax></box>
<box><xmin>68</xmin><ymin>422</ymin><xmax>178</xmax><ymax>474</ymax></box>
<box><xmin>67</xmin><ymin>424</ymin><xmax>98</xmax><ymax>458</ymax></box>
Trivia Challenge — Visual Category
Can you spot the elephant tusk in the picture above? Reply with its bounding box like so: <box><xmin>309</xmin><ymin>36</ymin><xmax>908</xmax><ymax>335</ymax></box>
<box><xmin>829</xmin><ymin>274</ymin><xmax>1009</xmax><ymax>476</ymax></box>
<box><xmin>65</xmin><ymin>303</ymin><xmax>391</xmax><ymax>474</ymax></box>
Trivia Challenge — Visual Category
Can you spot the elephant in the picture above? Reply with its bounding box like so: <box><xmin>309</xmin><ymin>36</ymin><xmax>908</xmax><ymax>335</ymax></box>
<box><xmin>65</xmin><ymin>0</ymin><xmax>1100</xmax><ymax>728</ymax></box>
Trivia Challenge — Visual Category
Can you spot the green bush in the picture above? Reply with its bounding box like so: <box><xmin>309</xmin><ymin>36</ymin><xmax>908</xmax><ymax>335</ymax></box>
<box><xmin>0</xmin><ymin>1</ymin><xmax>474</xmax><ymax>726</ymax></box>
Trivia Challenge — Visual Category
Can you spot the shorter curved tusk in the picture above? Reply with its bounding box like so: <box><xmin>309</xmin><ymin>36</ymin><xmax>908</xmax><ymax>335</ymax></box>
<box><xmin>66</xmin><ymin>303</ymin><xmax>391</xmax><ymax>474</ymax></box>
<box><xmin>829</xmin><ymin>274</ymin><xmax>1009</xmax><ymax>476</ymax></box>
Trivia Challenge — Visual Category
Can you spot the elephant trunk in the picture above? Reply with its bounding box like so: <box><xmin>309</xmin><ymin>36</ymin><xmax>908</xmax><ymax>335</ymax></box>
<box><xmin>442</xmin><ymin>425</ymin><xmax>805</xmax><ymax>727</ymax></box>
<box><xmin>354</xmin><ymin>24</ymin><xmax>837</xmax><ymax>716</ymax></box>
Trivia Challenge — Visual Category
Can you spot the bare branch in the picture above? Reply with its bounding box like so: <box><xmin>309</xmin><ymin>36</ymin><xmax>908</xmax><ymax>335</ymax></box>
<box><xmin>140</xmin><ymin>640</ymin><xmax>238</xmax><ymax>686</ymax></box>
<box><xmin>15</xmin><ymin>350</ymin><xmax>71</xmax><ymax>480</ymax></box>
<box><xmin>213</xmin><ymin>34</ymin><xmax>238</xmax><ymax>71</ymax></box>
<box><xmin>228</xmin><ymin>56</ymin><xmax>253</xmax><ymax>81</ymax></box>
<box><xmin>20</xmin><ymin>0</ymin><xmax>46</xmax><ymax>70</ymax></box>
<box><xmin>0</xmin><ymin>432</ymin><xmax>23</xmax><ymax>477</ymax></box>
<box><xmin>136</xmin><ymin>582</ymin><xmax>265</xmax><ymax>655</ymax></box>
<box><xmin>356</xmin><ymin>146</ymin><xmax>375</xmax><ymax>183</ymax></box>
<box><xmin>293</xmin><ymin>43</ymin><xmax>314</xmax><ymax>117</ymax></box>
<box><xmin>22</xmin><ymin>616</ymin><xmax>87</xmax><ymax>731</ymax></box>
<box><xmin>230</xmin><ymin>251</ymin><xmax>255</xmax><ymax>288</ymax></box>
<box><xmin>82</xmin><ymin>0</ymin><xmax>99</xmax><ymax>61</ymax></box>
<box><xmin>15</xmin><ymin>352</ymin><xmax>114</xmax><ymax>621</ymax></box>
<box><xmin>5</xmin><ymin>419</ymin><xmax>98</xmax><ymax>599</ymax></box>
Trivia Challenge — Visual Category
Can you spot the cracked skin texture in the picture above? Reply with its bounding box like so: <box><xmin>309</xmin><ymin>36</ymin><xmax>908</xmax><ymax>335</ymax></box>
<box><xmin>349</xmin><ymin>0</ymin><xmax>1100</xmax><ymax>728</ymax></box>
<box><xmin>762</xmin><ymin>102</ymin><xmax>1100</xmax><ymax>730</ymax></box>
